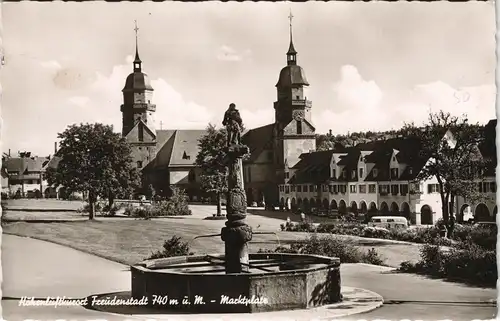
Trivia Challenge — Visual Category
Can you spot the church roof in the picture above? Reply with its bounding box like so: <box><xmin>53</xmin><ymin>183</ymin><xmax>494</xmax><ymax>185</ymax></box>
<box><xmin>147</xmin><ymin>129</ymin><xmax>206</xmax><ymax>169</ymax></box>
<box><xmin>123</xmin><ymin>72</ymin><xmax>154</xmax><ymax>92</ymax></box>
<box><xmin>276</xmin><ymin>65</ymin><xmax>309</xmax><ymax>88</ymax></box>
<box><xmin>242</xmin><ymin>123</ymin><xmax>275</xmax><ymax>163</ymax></box>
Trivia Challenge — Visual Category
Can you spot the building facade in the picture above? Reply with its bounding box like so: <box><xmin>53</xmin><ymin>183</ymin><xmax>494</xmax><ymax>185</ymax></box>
<box><xmin>123</xmin><ymin>19</ymin><xmax>316</xmax><ymax>204</ymax></box>
<box><xmin>278</xmin><ymin>121</ymin><xmax>497</xmax><ymax>225</ymax></box>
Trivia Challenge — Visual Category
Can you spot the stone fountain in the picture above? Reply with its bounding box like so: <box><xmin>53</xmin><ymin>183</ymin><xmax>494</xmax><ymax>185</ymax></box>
<box><xmin>130</xmin><ymin>103</ymin><xmax>342</xmax><ymax>313</ymax></box>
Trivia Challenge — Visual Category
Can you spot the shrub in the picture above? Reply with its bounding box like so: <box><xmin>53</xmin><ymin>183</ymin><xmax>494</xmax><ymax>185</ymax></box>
<box><xmin>123</xmin><ymin>204</ymin><xmax>134</xmax><ymax>216</ymax></box>
<box><xmin>399</xmin><ymin>243</ymin><xmax>497</xmax><ymax>287</ymax></box>
<box><xmin>316</xmin><ymin>223</ymin><xmax>364</xmax><ymax>236</ymax></box>
<box><xmin>261</xmin><ymin>234</ymin><xmax>385</xmax><ymax>265</ymax></box>
<box><xmin>362</xmin><ymin>226</ymin><xmax>390</xmax><ymax>239</ymax></box>
<box><xmin>362</xmin><ymin>248</ymin><xmax>385</xmax><ymax>265</ymax></box>
<box><xmin>147</xmin><ymin>236</ymin><xmax>194</xmax><ymax>260</ymax></box>
<box><xmin>151</xmin><ymin>187</ymin><xmax>192</xmax><ymax>216</ymax></box>
<box><xmin>283</xmin><ymin>221</ymin><xmax>315</xmax><ymax>232</ymax></box>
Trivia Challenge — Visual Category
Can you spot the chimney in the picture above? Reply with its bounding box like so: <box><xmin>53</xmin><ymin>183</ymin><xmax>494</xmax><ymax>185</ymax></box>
<box><xmin>54</xmin><ymin>142</ymin><xmax>57</xmax><ymax>154</ymax></box>
<box><xmin>329</xmin><ymin>129</ymin><xmax>332</xmax><ymax>136</ymax></box>
<box><xmin>8</xmin><ymin>149</ymin><xmax>10</xmax><ymax>156</ymax></box>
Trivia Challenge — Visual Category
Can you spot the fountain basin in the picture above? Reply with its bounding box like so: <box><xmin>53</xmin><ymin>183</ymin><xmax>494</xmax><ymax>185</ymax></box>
<box><xmin>131</xmin><ymin>253</ymin><xmax>341</xmax><ymax>313</ymax></box>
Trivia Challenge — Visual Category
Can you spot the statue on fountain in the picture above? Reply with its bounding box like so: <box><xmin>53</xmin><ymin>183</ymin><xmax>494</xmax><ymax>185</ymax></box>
<box><xmin>222</xmin><ymin>103</ymin><xmax>243</xmax><ymax>147</ymax></box>
<box><xmin>220</xmin><ymin>102</ymin><xmax>252</xmax><ymax>273</ymax></box>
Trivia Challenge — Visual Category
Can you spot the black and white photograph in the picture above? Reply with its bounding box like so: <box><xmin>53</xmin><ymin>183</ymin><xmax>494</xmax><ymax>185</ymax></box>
<box><xmin>1</xmin><ymin>2</ymin><xmax>497</xmax><ymax>321</ymax></box>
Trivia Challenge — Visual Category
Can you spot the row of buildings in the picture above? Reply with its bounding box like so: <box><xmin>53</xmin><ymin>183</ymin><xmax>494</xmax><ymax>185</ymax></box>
<box><xmin>277</xmin><ymin>120</ymin><xmax>497</xmax><ymax>225</ymax></box>
<box><xmin>3</xmin><ymin>18</ymin><xmax>496</xmax><ymax>226</ymax></box>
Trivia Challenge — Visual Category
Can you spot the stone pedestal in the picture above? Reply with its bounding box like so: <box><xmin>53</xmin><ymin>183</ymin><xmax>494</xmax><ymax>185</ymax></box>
<box><xmin>221</xmin><ymin>144</ymin><xmax>252</xmax><ymax>274</ymax></box>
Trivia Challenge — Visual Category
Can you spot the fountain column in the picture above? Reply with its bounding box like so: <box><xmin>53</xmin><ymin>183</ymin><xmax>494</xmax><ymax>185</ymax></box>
<box><xmin>221</xmin><ymin>103</ymin><xmax>253</xmax><ymax>274</ymax></box>
<box><xmin>221</xmin><ymin>144</ymin><xmax>252</xmax><ymax>273</ymax></box>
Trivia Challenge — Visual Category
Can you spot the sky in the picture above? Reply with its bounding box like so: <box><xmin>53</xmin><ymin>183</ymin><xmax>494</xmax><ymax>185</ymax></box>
<box><xmin>1</xmin><ymin>2</ymin><xmax>497</xmax><ymax>157</ymax></box>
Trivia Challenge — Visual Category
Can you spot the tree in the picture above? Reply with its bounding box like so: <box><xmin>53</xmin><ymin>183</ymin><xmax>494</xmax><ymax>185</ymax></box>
<box><xmin>45</xmin><ymin>123</ymin><xmax>140</xmax><ymax>219</ymax></box>
<box><xmin>195</xmin><ymin>124</ymin><xmax>228</xmax><ymax>216</ymax></box>
<box><xmin>403</xmin><ymin>111</ymin><xmax>488</xmax><ymax>237</ymax></box>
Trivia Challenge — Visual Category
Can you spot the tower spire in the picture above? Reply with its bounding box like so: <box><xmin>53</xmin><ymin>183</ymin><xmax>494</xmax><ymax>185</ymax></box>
<box><xmin>287</xmin><ymin>10</ymin><xmax>297</xmax><ymax>66</ymax></box>
<box><xmin>133</xmin><ymin>20</ymin><xmax>142</xmax><ymax>72</ymax></box>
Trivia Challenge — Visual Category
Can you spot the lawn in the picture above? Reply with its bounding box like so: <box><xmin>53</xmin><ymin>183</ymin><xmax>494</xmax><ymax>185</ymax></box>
<box><xmin>2</xmin><ymin>219</ymin><xmax>421</xmax><ymax>268</ymax></box>
<box><xmin>2</xmin><ymin>201</ymin><xmax>422</xmax><ymax>267</ymax></box>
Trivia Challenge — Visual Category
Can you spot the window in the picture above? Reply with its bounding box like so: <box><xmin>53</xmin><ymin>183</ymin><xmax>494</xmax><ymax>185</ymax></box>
<box><xmin>400</xmin><ymin>184</ymin><xmax>409</xmax><ymax>195</ymax></box>
<box><xmin>350</xmin><ymin>185</ymin><xmax>357</xmax><ymax>193</ymax></box>
<box><xmin>334</xmin><ymin>185</ymin><xmax>338</xmax><ymax>194</ymax></box>
<box><xmin>137</xmin><ymin>161</ymin><xmax>143</xmax><ymax>168</ymax></box>
<box><xmin>291</xmin><ymin>185</ymin><xmax>296</xmax><ymax>192</ymax></box>
<box><xmin>309</xmin><ymin>185</ymin><xmax>314</xmax><ymax>192</ymax></box>
<box><xmin>322</xmin><ymin>185</ymin><xmax>327</xmax><ymax>192</ymax></box>
<box><xmin>490</xmin><ymin>182</ymin><xmax>497</xmax><ymax>193</ymax></box>
<box><xmin>387</xmin><ymin>219</ymin><xmax>395</xmax><ymax>223</ymax></box>
<box><xmin>373</xmin><ymin>218</ymin><xmax>382</xmax><ymax>223</ymax></box>
<box><xmin>368</xmin><ymin>184</ymin><xmax>376</xmax><ymax>193</ymax></box>
<box><xmin>391</xmin><ymin>184</ymin><xmax>399</xmax><ymax>195</ymax></box>
<box><xmin>329</xmin><ymin>185</ymin><xmax>333</xmax><ymax>193</ymax></box>
<box><xmin>332</xmin><ymin>169</ymin><xmax>336</xmax><ymax>178</ymax></box>
<box><xmin>427</xmin><ymin>184</ymin><xmax>440</xmax><ymax>194</ymax></box>
<box><xmin>297</xmin><ymin>185</ymin><xmax>302</xmax><ymax>192</ymax></box>
<box><xmin>138</xmin><ymin>125</ymin><xmax>144</xmax><ymax>142</ymax></box>
<box><xmin>410</xmin><ymin>182</ymin><xmax>421</xmax><ymax>193</ymax></box>
<box><xmin>188</xmin><ymin>170</ymin><xmax>195</xmax><ymax>182</ymax></box>
<box><xmin>285</xmin><ymin>172</ymin><xmax>290</xmax><ymax>179</ymax></box>
<box><xmin>359</xmin><ymin>184</ymin><xmax>367</xmax><ymax>193</ymax></box>
<box><xmin>379</xmin><ymin>185</ymin><xmax>389</xmax><ymax>194</ymax></box>
<box><xmin>285</xmin><ymin>185</ymin><xmax>290</xmax><ymax>194</ymax></box>
<box><xmin>148</xmin><ymin>100</ymin><xmax>151</xmax><ymax>104</ymax></box>
<box><xmin>359</xmin><ymin>168</ymin><xmax>364</xmax><ymax>178</ymax></box>
<box><xmin>373</xmin><ymin>168</ymin><xmax>378</xmax><ymax>177</ymax></box>
<box><xmin>351</xmin><ymin>170</ymin><xmax>356</xmax><ymax>179</ymax></box>
<box><xmin>296</xmin><ymin>95</ymin><xmax>300</xmax><ymax>100</ymax></box>
<box><xmin>314</xmin><ymin>185</ymin><xmax>318</xmax><ymax>192</ymax></box>
<box><xmin>342</xmin><ymin>170</ymin><xmax>347</xmax><ymax>178</ymax></box>
<box><xmin>340</xmin><ymin>185</ymin><xmax>347</xmax><ymax>193</ymax></box>
<box><xmin>296</xmin><ymin>120</ymin><xmax>302</xmax><ymax>135</ymax></box>
<box><xmin>390</xmin><ymin>168</ymin><xmax>399</xmax><ymax>179</ymax></box>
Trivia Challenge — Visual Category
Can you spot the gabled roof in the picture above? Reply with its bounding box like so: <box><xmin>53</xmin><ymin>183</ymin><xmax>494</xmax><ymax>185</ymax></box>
<box><xmin>168</xmin><ymin>130</ymin><xmax>206</xmax><ymax>167</ymax></box>
<box><xmin>242</xmin><ymin>123</ymin><xmax>274</xmax><ymax>163</ymax></box>
<box><xmin>2</xmin><ymin>156</ymin><xmax>51</xmax><ymax>174</ymax></box>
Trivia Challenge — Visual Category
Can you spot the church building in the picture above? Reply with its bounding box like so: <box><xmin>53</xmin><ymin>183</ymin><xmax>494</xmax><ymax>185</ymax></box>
<box><xmin>121</xmin><ymin>17</ymin><xmax>316</xmax><ymax>206</ymax></box>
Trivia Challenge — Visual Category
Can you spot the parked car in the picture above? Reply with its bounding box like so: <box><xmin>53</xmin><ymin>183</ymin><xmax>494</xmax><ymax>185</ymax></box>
<box><xmin>368</xmin><ymin>216</ymin><xmax>409</xmax><ymax>230</ymax></box>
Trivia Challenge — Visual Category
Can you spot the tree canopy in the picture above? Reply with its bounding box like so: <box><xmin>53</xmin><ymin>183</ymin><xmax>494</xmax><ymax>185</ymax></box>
<box><xmin>195</xmin><ymin>124</ymin><xmax>228</xmax><ymax>215</ymax></box>
<box><xmin>402</xmin><ymin>111</ymin><xmax>489</xmax><ymax>236</ymax></box>
<box><xmin>45</xmin><ymin>123</ymin><xmax>140</xmax><ymax>219</ymax></box>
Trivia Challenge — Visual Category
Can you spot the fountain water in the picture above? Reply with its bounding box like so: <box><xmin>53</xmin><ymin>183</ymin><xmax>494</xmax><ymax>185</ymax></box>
<box><xmin>130</xmin><ymin>103</ymin><xmax>342</xmax><ymax>313</ymax></box>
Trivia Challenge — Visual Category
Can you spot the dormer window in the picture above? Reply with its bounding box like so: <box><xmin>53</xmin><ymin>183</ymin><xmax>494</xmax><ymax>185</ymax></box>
<box><xmin>408</xmin><ymin>167</ymin><xmax>413</xmax><ymax>175</ymax></box>
<box><xmin>182</xmin><ymin>151</ymin><xmax>190</xmax><ymax>160</ymax></box>
<box><xmin>373</xmin><ymin>168</ymin><xmax>378</xmax><ymax>177</ymax></box>
<box><xmin>391</xmin><ymin>168</ymin><xmax>399</xmax><ymax>179</ymax></box>
<box><xmin>351</xmin><ymin>170</ymin><xmax>356</xmax><ymax>178</ymax></box>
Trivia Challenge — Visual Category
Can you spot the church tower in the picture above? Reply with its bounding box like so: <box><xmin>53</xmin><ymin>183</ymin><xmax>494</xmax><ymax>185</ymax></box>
<box><xmin>121</xmin><ymin>21</ymin><xmax>157</xmax><ymax>170</ymax></box>
<box><xmin>274</xmin><ymin>12</ymin><xmax>316</xmax><ymax>183</ymax></box>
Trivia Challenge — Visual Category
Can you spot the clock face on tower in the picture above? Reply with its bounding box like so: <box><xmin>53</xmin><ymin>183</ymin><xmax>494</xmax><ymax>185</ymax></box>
<box><xmin>292</xmin><ymin>110</ymin><xmax>305</xmax><ymax>121</ymax></box>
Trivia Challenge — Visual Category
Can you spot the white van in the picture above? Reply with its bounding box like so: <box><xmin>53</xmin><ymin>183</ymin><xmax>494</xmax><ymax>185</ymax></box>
<box><xmin>368</xmin><ymin>216</ymin><xmax>409</xmax><ymax>229</ymax></box>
